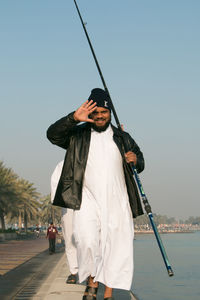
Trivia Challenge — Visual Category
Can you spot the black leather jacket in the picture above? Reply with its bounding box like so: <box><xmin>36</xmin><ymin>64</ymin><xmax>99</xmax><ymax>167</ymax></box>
<box><xmin>47</xmin><ymin>112</ymin><xmax>145</xmax><ymax>218</ymax></box>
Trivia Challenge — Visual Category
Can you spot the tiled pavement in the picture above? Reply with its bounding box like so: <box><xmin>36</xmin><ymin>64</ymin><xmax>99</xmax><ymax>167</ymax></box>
<box><xmin>0</xmin><ymin>236</ymin><xmax>48</xmax><ymax>275</ymax></box>
<box><xmin>0</xmin><ymin>237</ymin><xmax>138</xmax><ymax>299</ymax></box>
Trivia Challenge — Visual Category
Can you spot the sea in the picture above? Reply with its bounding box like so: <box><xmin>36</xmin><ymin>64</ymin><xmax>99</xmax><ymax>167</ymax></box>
<box><xmin>131</xmin><ymin>231</ymin><xmax>200</xmax><ymax>300</ymax></box>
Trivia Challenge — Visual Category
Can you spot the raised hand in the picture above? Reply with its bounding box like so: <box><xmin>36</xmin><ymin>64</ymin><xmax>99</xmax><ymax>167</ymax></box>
<box><xmin>73</xmin><ymin>100</ymin><xmax>97</xmax><ymax>123</ymax></box>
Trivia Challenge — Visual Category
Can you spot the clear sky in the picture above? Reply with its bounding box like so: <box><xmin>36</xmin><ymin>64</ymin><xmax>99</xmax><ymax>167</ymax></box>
<box><xmin>0</xmin><ymin>0</ymin><xmax>199</xmax><ymax>219</ymax></box>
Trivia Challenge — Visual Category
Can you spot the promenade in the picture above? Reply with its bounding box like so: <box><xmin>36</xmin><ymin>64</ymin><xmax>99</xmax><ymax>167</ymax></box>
<box><xmin>0</xmin><ymin>236</ymin><xmax>48</xmax><ymax>276</ymax></box>
<box><xmin>0</xmin><ymin>236</ymin><xmax>138</xmax><ymax>300</ymax></box>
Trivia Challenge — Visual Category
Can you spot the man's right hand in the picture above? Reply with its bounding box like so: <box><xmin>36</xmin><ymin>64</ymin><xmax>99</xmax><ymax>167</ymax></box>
<box><xmin>73</xmin><ymin>100</ymin><xmax>97</xmax><ymax>123</ymax></box>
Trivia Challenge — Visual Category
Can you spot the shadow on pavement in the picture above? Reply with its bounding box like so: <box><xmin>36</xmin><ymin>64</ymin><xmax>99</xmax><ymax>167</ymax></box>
<box><xmin>0</xmin><ymin>244</ymin><xmax>64</xmax><ymax>300</ymax></box>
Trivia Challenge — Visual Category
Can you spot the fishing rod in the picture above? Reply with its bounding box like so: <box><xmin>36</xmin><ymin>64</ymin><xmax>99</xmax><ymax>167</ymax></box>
<box><xmin>73</xmin><ymin>0</ymin><xmax>174</xmax><ymax>277</ymax></box>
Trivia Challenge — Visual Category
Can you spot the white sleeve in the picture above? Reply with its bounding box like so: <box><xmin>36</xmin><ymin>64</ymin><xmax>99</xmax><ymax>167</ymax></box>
<box><xmin>50</xmin><ymin>160</ymin><xmax>64</xmax><ymax>203</ymax></box>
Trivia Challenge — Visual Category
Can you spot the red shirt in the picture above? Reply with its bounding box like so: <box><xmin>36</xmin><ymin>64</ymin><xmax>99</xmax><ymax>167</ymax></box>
<box><xmin>47</xmin><ymin>225</ymin><xmax>58</xmax><ymax>239</ymax></box>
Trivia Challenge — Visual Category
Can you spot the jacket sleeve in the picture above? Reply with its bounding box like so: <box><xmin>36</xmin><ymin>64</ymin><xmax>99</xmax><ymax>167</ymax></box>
<box><xmin>46</xmin><ymin>112</ymin><xmax>79</xmax><ymax>149</ymax></box>
<box><xmin>126</xmin><ymin>133</ymin><xmax>145</xmax><ymax>174</ymax></box>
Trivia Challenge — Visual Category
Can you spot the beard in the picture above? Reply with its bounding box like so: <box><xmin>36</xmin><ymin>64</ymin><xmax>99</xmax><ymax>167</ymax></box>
<box><xmin>91</xmin><ymin>116</ymin><xmax>111</xmax><ymax>132</ymax></box>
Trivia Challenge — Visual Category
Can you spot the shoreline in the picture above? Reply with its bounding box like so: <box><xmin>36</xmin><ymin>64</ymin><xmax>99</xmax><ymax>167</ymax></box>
<box><xmin>134</xmin><ymin>230</ymin><xmax>196</xmax><ymax>234</ymax></box>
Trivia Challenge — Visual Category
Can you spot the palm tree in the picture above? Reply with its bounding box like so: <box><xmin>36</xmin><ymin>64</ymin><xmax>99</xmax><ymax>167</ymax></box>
<box><xmin>0</xmin><ymin>161</ymin><xmax>19</xmax><ymax>230</ymax></box>
<box><xmin>40</xmin><ymin>195</ymin><xmax>61</xmax><ymax>226</ymax></box>
<box><xmin>0</xmin><ymin>161</ymin><xmax>41</xmax><ymax>231</ymax></box>
<box><xmin>1</xmin><ymin>161</ymin><xmax>61</xmax><ymax>232</ymax></box>
<box><xmin>13</xmin><ymin>179</ymin><xmax>40</xmax><ymax>232</ymax></box>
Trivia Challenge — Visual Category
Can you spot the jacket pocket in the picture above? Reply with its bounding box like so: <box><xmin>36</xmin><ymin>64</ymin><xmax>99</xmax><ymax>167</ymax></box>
<box><xmin>62</xmin><ymin>179</ymin><xmax>72</xmax><ymax>190</ymax></box>
<box><xmin>62</xmin><ymin>179</ymin><xmax>73</xmax><ymax>202</ymax></box>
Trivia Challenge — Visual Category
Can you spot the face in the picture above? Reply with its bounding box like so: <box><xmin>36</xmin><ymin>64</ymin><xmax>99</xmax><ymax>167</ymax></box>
<box><xmin>90</xmin><ymin>107</ymin><xmax>111</xmax><ymax>132</ymax></box>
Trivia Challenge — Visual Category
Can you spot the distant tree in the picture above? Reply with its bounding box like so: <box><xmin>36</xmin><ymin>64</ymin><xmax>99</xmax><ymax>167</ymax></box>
<box><xmin>185</xmin><ymin>216</ymin><xmax>200</xmax><ymax>225</ymax></box>
<box><xmin>134</xmin><ymin>214</ymin><xmax>150</xmax><ymax>225</ymax></box>
<box><xmin>0</xmin><ymin>161</ymin><xmax>41</xmax><ymax>231</ymax></box>
<box><xmin>0</xmin><ymin>161</ymin><xmax>19</xmax><ymax>230</ymax></box>
<box><xmin>154</xmin><ymin>214</ymin><xmax>176</xmax><ymax>225</ymax></box>
<box><xmin>15</xmin><ymin>179</ymin><xmax>40</xmax><ymax>232</ymax></box>
<box><xmin>40</xmin><ymin>195</ymin><xmax>61</xmax><ymax>225</ymax></box>
<box><xmin>134</xmin><ymin>213</ymin><xmax>176</xmax><ymax>226</ymax></box>
<box><xmin>168</xmin><ymin>217</ymin><xmax>176</xmax><ymax>224</ymax></box>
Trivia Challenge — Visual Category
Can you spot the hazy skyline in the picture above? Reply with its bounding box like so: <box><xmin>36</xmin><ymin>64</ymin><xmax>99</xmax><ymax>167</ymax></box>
<box><xmin>1</xmin><ymin>0</ymin><xmax>199</xmax><ymax>219</ymax></box>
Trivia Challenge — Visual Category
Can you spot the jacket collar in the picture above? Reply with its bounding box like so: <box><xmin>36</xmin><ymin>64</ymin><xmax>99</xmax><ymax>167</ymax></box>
<box><xmin>111</xmin><ymin>124</ymin><xmax>124</xmax><ymax>137</ymax></box>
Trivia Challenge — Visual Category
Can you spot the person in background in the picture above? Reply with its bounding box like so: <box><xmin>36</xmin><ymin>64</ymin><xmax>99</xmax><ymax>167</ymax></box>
<box><xmin>35</xmin><ymin>224</ymin><xmax>40</xmax><ymax>238</ymax></box>
<box><xmin>51</xmin><ymin>160</ymin><xmax>78</xmax><ymax>284</ymax></box>
<box><xmin>46</xmin><ymin>221</ymin><xmax>58</xmax><ymax>254</ymax></box>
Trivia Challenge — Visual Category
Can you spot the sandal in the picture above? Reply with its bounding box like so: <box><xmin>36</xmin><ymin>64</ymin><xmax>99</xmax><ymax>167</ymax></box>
<box><xmin>66</xmin><ymin>273</ymin><xmax>77</xmax><ymax>284</ymax></box>
<box><xmin>82</xmin><ymin>286</ymin><xmax>98</xmax><ymax>299</ymax></box>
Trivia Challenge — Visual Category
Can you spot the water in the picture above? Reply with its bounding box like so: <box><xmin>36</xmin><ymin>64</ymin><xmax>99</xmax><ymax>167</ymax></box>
<box><xmin>131</xmin><ymin>231</ymin><xmax>200</xmax><ymax>300</ymax></box>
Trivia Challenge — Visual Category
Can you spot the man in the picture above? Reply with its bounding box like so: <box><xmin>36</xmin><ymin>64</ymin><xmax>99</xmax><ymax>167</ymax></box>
<box><xmin>51</xmin><ymin>160</ymin><xmax>78</xmax><ymax>284</ymax></box>
<box><xmin>46</xmin><ymin>221</ymin><xmax>58</xmax><ymax>254</ymax></box>
<box><xmin>47</xmin><ymin>88</ymin><xmax>144</xmax><ymax>300</ymax></box>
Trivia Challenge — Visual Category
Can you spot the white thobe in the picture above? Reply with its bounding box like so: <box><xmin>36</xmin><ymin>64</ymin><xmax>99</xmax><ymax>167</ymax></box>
<box><xmin>73</xmin><ymin>125</ymin><xmax>134</xmax><ymax>290</ymax></box>
<box><xmin>51</xmin><ymin>161</ymin><xmax>78</xmax><ymax>275</ymax></box>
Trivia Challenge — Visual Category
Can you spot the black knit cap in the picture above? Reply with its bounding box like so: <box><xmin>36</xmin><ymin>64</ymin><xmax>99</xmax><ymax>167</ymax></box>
<box><xmin>88</xmin><ymin>88</ymin><xmax>112</xmax><ymax>111</ymax></box>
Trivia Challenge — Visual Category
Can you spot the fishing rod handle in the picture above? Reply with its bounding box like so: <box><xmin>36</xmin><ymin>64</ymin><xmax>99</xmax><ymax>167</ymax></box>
<box><xmin>121</xmin><ymin>134</ymin><xmax>152</xmax><ymax>213</ymax></box>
